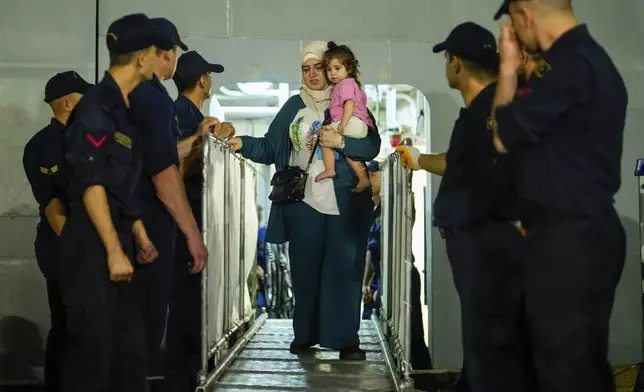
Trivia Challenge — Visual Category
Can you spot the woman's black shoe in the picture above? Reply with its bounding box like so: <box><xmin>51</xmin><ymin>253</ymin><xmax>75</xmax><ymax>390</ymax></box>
<box><xmin>339</xmin><ymin>345</ymin><xmax>366</xmax><ymax>360</ymax></box>
<box><xmin>289</xmin><ymin>341</ymin><xmax>312</xmax><ymax>355</ymax></box>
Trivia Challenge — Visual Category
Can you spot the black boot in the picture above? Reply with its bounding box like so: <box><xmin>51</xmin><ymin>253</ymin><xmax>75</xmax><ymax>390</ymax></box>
<box><xmin>339</xmin><ymin>345</ymin><xmax>366</xmax><ymax>361</ymax></box>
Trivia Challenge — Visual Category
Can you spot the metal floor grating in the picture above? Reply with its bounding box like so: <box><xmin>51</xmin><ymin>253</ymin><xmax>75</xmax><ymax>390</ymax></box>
<box><xmin>214</xmin><ymin>319</ymin><xmax>395</xmax><ymax>391</ymax></box>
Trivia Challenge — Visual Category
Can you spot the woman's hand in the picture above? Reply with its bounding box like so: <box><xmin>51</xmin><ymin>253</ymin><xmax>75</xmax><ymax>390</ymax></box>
<box><xmin>132</xmin><ymin>220</ymin><xmax>159</xmax><ymax>264</ymax></box>
<box><xmin>228</xmin><ymin>137</ymin><xmax>243</xmax><ymax>152</ymax></box>
<box><xmin>319</xmin><ymin>125</ymin><xmax>343</xmax><ymax>149</ymax></box>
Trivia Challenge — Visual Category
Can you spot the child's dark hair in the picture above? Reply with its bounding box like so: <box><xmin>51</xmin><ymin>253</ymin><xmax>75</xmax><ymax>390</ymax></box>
<box><xmin>323</xmin><ymin>41</ymin><xmax>362</xmax><ymax>88</ymax></box>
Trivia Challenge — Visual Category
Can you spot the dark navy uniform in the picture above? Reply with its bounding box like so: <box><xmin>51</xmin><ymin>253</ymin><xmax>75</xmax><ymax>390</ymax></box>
<box><xmin>493</xmin><ymin>5</ymin><xmax>628</xmax><ymax>390</ymax></box>
<box><xmin>58</xmin><ymin>14</ymin><xmax>161</xmax><ymax>392</ymax></box>
<box><xmin>164</xmin><ymin>50</ymin><xmax>224</xmax><ymax>392</ymax></box>
<box><xmin>128</xmin><ymin>17</ymin><xmax>189</xmax><ymax>380</ymax></box>
<box><xmin>432</xmin><ymin>23</ymin><xmax>531</xmax><ymax>392</ymax></box>
<box><xmin>22</xmin><ymin>70</ymin><xmax>92</xmax><ymax>392</ymax></box>
<box><xmin>164</xmin><ymin>93</ymin><xmax>205</xmax><ymax>392</ymax></box>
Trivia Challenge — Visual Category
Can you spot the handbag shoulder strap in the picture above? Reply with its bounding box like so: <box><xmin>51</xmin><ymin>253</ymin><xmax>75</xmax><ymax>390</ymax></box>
<box><xmin>304</xmin><ymin>136</ymin><xmax>320</xmax><ymax>172</ymax></box>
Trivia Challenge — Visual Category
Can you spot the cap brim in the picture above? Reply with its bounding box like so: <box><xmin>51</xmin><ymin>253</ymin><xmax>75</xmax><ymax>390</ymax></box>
<box><xmin>177</xmin><ymin>39</ymin><xmax>189</xmax><ymax>52</ymax></box>
<box><xmin>209</xmin><ymin>64</ymin><xmax>224</xmax><ymax>73</ymax></box>
<box><xmin>78</xmin><ymin>81</ymin><xmax>93</xmax><ymax>95</ymax></box>
<box><xmin>432</xmin><ymin>42</ymin><xmax>447</xmax><ymax>53</ymax></box>
<box><xmin>493</xmin><ymin>3</ymin><xmax>509</xmax><ymax>20</ymax></box>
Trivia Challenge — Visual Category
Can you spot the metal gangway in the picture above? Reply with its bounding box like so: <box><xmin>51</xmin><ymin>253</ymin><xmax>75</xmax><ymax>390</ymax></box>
<box><xmin>197</xmin><ymin>135</ymin><xmax>416</xmax><ymax>391</ymax></box>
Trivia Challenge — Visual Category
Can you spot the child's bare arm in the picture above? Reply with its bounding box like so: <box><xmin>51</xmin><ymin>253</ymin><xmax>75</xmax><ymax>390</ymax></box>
<box><xmin>339</xmin><ymin>100</ymin><xmax>355</xmax><ymax>134</ymax></box>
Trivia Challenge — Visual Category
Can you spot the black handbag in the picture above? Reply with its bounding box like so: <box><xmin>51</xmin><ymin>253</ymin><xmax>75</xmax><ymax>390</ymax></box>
<box><xmin>268</xmin><ymin>136</ymin><xmax>320</xmax><ymax>206</ymax></box>
<box><xmin>269</xmin><ymin>110</ymin><xmax>331</xmax><ymax>206</ymax></box>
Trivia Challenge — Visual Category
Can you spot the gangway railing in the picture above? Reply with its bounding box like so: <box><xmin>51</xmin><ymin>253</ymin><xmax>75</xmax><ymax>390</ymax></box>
<box><xmin>377</xmin><ymin>150</ymin><xmax>415</xmax><ymax>391</ymax></box>
<box><xmin>196</xmin><ymin>134</ymin><xmax>266</xmax><ymax>391</ymax></box>
<box><xmin>194</xmin><ymin>134</ymin><xmax>417</xmax><ymax>391</ymax></box>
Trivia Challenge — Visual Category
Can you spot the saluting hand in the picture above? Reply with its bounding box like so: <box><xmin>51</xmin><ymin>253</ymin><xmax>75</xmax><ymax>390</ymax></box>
<box><xmin>499</xmin><ymin>18</ymin><xmax>522</xmax><ymax>73</ymax></box>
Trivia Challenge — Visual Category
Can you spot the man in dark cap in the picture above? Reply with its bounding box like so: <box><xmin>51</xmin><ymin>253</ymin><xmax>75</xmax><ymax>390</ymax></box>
<box><xmin>58</xmin><ymin>13</ymin><xmax>165</xmax><ymax>392</ymax></box>
<box><xmin>22</xmin><ymin>70</ymin><xmax>92</xmax><ymax>392</ymax></box>
<box><xmin>164</xmin><ymin>50</ymin><xmax>232</xmax><ymax>392</ymax></box>
<box><xmin>127</xmin><ymin>18</ymin><xmax>223</xmax><ymax>384</ymax></box>
<box><xmin>491</xmin><ymin>1</ymin><xmax>628</xmax><ymax>391</ymax></box>
<box><xmin>397</xmin><ymin>22</ymin><xmax>531</xmax><ymax>392</ymax></box>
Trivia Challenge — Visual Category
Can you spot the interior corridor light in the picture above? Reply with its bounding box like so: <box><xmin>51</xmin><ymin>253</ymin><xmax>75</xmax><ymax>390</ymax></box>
<box><xmin>237</xmin><ymin>82</ymin><xmax>273</xmax><ymax>95</ymax></box>
<box><xmin>218</xmin><ymin>86</ymin><xmax>247</xmax><ymax>97</ymax></box>
<box><xmin>221</xmin><ymin>106</ymin><xmax>280</xmax><ymax>115</ymax></box>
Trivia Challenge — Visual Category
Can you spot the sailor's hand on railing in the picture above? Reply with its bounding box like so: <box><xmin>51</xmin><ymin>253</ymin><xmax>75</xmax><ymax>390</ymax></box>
<box><xmin>213</xmin><ymin>122</ymin><xmax>235</xmax><ymax>139</ymax></box>
<box><xmin>187</xmin><ymin>234</ymin><xmax>208</xmax><ymax>274</ymax></box>
<box><xmin>197</xmin><ymin>117</ymin><xmax>221</xmax><ymax>137</ymax></box>
<box><xmin>228</xmin><ymin>137</ymin><xmax>243</xmax><ymax>152</ymax></box>
<box><xmin>395</xmin><ymin>145</ymin><xmax>421</xmax><ymax>170</ymax></box>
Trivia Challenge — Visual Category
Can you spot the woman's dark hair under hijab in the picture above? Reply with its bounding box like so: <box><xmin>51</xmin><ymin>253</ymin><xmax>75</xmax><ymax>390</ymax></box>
<box><xmin>323</xmin><ymin>41</ymin><xmax>362</xmax><ymax>87</ymax></box>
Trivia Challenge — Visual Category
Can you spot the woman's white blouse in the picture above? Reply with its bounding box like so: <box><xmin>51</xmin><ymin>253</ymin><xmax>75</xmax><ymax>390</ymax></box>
<box><xmin>288</xmin><ymin>106</ymin><xmax>340</xmax><ymax>215</ymax></box>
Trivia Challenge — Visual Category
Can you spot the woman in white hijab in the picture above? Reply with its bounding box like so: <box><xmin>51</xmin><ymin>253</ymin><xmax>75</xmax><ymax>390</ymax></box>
<box><xmin>229</xmin><ymin>41</ymin><xmax>381</xmax><ymax>360</ymax></box>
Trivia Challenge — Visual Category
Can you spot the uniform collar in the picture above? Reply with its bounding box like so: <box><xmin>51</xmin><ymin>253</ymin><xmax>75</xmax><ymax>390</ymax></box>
<box><xmin>49</xmin><ymin>117</ymin><xmax>66</xmax><ymax>132</ymax></box>
<box><xmin>151</xmin><ymin>73</ymin><xmax>168</xmax><ymax>92</ymax></box>
<box><xmin>102</xmin><ymin>71</ymin><xmax>128</xmax><ymax>111</ymax></box>
<box><xmin>177</xmin><ymin>94</ymin><xmax>204</xmax><ymax>120</ymax></box>
<box><xmin>543</xmin><ymin>24</ymin><xmax>589</xmax><ymax>58</ymax></box>
<box><xmin>177</xmin><ymin>94</ymin><xmax>200</xmax><ymax>112</ymax></box>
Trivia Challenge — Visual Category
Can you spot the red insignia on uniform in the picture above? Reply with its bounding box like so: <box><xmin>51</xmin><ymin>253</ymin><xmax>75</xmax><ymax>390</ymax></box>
<box><xmin>87</xmin><ymin>134</ymin><xmax>107</xmax><ymax>148</ymax></box>
<box><xmin>518</xmin><ymin>88</ymin><xmax>533</xmax><ymax>96</ymax></box>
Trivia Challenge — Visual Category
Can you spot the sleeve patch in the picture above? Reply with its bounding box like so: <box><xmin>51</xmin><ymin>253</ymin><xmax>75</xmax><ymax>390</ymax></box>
<box><xmin>114</xmin><ymin>131</ymin><xmax>132</xmax><ymax>149</ymax></box>
<box><xmin>40</xmin><ymin>165</ymin><xmax>59</xmax><ymax>174</ymax></box>
<box><xmin>532</xmin><ymin>58</ymin><xmax>552</xmax><ymax>79</ymax></box>
<box><xmin>86</xmin><ymin>134</ymin><xmax>107</xmax><ymax>148</ymax></box>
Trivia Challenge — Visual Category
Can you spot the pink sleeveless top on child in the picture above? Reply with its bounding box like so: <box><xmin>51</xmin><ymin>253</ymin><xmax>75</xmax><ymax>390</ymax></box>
<box><xmin>329</xmin><ymin>78</ymin><xmax>374</xmax><ymax>128</ymax></box>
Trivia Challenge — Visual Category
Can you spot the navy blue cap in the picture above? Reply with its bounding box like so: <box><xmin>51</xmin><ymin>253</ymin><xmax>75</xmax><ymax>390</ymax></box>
<box><xmin>173</xmin><ymin>51</ymin><xmax>224</xmax><ymax>84</ymax></box>
<box><xmin>494</xmin><ymin>0</ymin><xmax>512</xmax><ymax>20</ymax></box>
<box><xmin>44</xmin><ymin>71</ymin><xmax>93</xmax><ymax>103</ymax></box>
<box><xmin>367</xmin><ymin>161</ymin><xmax>380</xmax><ymax>172</ymax></box>
<box><xmin>433</xmin><ymin>22</ymin><xmax>499</xmax><ymax>72</ymax></box>
<box><xmin>152</xmin><ymin>18</ymin><xmax>188</xmax><ymax>51</ymax></box>
<box><xmin>106</xmin><ymin>13</ymin><xmax>159</xmax><ymax>54</ymax></box>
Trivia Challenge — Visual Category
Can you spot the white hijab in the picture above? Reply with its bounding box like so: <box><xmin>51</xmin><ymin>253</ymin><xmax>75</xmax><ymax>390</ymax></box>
<box><xmin>299</xmin><ymin>41</ymin><xmax>332</xmax><ymax>113</ymax></box>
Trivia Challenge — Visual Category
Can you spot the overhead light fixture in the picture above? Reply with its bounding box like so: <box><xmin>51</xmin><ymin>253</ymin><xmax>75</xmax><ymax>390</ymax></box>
<box><xmin>221</xmin><ymin>106</ymin><xmax>280</xmax><ymax>115</ymax></box>
<box><xmin>219</xmin><ymin>86</ymin><xmax>246</xmax><ymax>97</ymax></box>
<box><xmin>237</xmin><ymin>82</ymin><xmax>273</xmax><ymax>95</ymax></box>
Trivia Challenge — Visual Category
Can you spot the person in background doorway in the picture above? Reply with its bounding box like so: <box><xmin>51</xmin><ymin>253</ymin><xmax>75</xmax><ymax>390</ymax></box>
<box><xmin>58</xmin><ymin>13</ymin><xmax>160</xmax><ymax>392</ymax></box>
<box><xmin>165</xmin><ymin>49</ymin><xmax>234</xmax><ymax>392</ymax></box>
<box><xmin>22</xmin><ymin>70</ymin><xmax>92</xmax><ymax>392</ymax></box>
<box><xmin>396</xmin><ymin>22</ymin><xmax>531</xmax><ymax>392</ymax></box>
<box><xmin>254</xmin><ymin>205</ymin><xmax>267</xmax><ymax>311</ymax></box>
<box><xmin>492</xmin><ymin>1</ymin><xmax>627</xmax><ymax>390</ymax></box>
<box><xmin>228</xmin><ymin>40</ymin><xmax>381</xmax><ymax>360</ymax></box>
<box><xmin>362</xmin><ymin>160</ymin><xmax>382</xmax><ymax>320</ymax></box>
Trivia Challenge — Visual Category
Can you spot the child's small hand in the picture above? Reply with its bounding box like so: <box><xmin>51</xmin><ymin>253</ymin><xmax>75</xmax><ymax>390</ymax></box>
<box><xmin>338</xmin><ymin>122</ymin><xmax>346</xmax><ymax>135</ymax></box>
